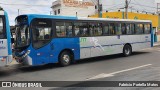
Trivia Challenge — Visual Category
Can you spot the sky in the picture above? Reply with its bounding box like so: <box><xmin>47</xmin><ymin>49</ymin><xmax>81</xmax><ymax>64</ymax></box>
<box><xmin>102</xmin><ymin>0</ymin><xmax>157</xmax><ymax>12</ymax></box>
<box><xmin>0</xmin><ymin>0</ymin><xmax>159</xmax><ymax>25</ymax></box>
<box><xmin>0</xmin><ymin>0</ymin><xmax>55</xmax><ymax>25</ymax></box>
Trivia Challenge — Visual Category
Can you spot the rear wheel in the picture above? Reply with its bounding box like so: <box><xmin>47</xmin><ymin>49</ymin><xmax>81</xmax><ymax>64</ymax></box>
<box><xmin>123</xmin><ymin>44</ymin><xmax>132</xmax><ymax>57</ymax></box>
<box><xmin>59</xmin><ymin>51</ymin><xmax>72</xmax><ymax>66</ymax></box>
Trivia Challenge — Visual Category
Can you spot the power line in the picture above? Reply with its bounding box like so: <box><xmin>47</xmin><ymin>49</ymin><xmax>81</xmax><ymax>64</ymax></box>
<box><xmin>0</xmin><ymin>2</ymin><xmax>49</xmax><ymax>7</ymax></box>
<box><xmin>105</xmin><ymin>3</ymin><xmax>125</xmax><ymax>10</ymax></box>
<box><xmin>130</xmin><ymin>3</ymin><xmax>156</xmax><ymax>13</ymax></box>
<box><xmin>131</xmin><ymin>3</ymin><xmax>156</xmax><ymax>9</ymax></box>
<box><xmin>90</xmin><ymin>0</ymin><xmax>97</xmax><ymax>5</ymax></box>
<box><xmin>103</xmin><ymin>3</ymin><xmax>125</xmax><ymax>7</ymax></box>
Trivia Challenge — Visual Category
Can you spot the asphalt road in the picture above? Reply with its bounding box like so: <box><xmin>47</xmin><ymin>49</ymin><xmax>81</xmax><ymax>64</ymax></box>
<box><xmin>1</xmin><ymin>46</ymin><xmax>160</xmax><ymax>90</ymax></box>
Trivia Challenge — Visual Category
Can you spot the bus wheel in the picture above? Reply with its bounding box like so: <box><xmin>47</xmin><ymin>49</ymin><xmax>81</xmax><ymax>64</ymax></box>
<box><xmin>59</xmin><ymin>51</ymin><xmax>72</xmax><ymax>66</ymax></box>
<box><xmin>123</xmin><ymin>44</ymin><xmax>132</xmax><ymax>57</ymax></box>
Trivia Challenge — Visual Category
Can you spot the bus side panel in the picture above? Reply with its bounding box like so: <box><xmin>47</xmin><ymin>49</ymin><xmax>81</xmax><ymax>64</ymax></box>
<box><xmin>127</xmin><ymin>35</ymin><xmax>151</xmax><ymax>51</ymax></box>
<box><xmin>50</xmin><ymin>38</ymin><xmax>80</xmax><ymax>62</ymax></box>
<box><xmin>4</xmin><ymin>11</ymin><xmax>12</xmax><ymax>64</ymax></box>
<box><xmin>79</xmin><ymin>35</ymin><xmax>151</xmax><ymax>59</ymax></box>
<box><xmin>79</xmin><ymin>36</ymin><xmax>124</xmax><ymax>59</ymax></box>
<box><xmin>0</xmin><ymin>39</ymin><xmax>9</xmax><ymax>66</ymax></box>
<box><xmin>25</xmin><ymin>38</ymin><xmax>80</xmax><ymax>66</ymax></box>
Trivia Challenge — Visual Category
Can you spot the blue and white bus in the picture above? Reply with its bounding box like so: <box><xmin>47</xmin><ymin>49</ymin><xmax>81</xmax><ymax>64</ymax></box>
<box><xmin>14</xmin><ymin>14</ymin><xmax>153</xmax><ymax>66</ymax></box>
<box><xmin>0</xmin><ymin>8</ymin><xmax>12</xmax><ymax>66</ymax></box>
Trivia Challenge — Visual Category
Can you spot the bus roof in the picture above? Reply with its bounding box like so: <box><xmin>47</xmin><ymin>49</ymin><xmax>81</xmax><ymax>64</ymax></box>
<box><xmin>17</xmin><ymin>14</ymin><xmax>152</xmax><ymax>23</ymax></box>
<box><xmin>79</xmin><ymin>17</ymin><xmax>152</xmax><ymax>23</ymax></box>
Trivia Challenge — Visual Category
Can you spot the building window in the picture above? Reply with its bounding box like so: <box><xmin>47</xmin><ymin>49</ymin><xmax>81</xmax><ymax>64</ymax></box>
<box><xmin>54</xmin><ymin>10</ymin><xmax>57</xmax><ymax>15</ymax></box>
<box><xmin>95</xmin><ymin>5</ymin><xmax>97</xmax><ymax>9</ymax></box>
<box><xmin>58</xmin><ymin>9</ymin><xmax>60</xmax><ymax>14</ymax></box>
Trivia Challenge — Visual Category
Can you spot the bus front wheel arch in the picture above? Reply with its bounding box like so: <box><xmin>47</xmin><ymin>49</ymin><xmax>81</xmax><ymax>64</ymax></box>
<box><xmin>58</xmin><ymin>49</ymin><xmax>74</xmax><ymax>67</ymax></box>
<box><xmin>123</xmin><ymin>44</ymin><xmax>132</xmax><ymax>57</ymax></box>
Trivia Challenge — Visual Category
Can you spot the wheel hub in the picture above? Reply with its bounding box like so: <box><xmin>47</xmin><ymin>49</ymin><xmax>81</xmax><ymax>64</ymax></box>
<box><xmin>125</xmin><ymin>48</ymin><xmax>130</xmax><ymax>55</ymax></box>
<box><xmin>63</xmin><ymin>55</ymin><xmax>70</xmax><ymax>63</ymax></box>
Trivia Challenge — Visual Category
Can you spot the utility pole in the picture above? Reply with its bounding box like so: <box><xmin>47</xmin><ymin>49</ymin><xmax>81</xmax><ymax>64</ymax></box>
<box><xmin>50</xmin><ymin>11</ymin><xmax>52</xmax><ymax>15</ymax></box>
<box><xmin>97</xmin><ymin>0</ymin><xmax>100</xmax><ymax>18</ymax></box>
<box><xmin>157</xmin><ymin>3</ymin><xmax>160</xmax><ymax>14</ymax></box>
<box><xmin>18</xmin><ymin>9</ymin><xmax>20</xmax><ymax>16</ymax></box>
<box><xmin>76</xmin><ymin>12</ymin><xmax>77</xmax><ymax>17</ymax></box>
<box><xmin>97</xmin><ymin>0</ymin><xmax>102</xmax><ymax>18</ymax></box>
<box><xmin>125</xmin><ymin>0</ymin><xmax>128</xmax><ymax>19</ymax></box>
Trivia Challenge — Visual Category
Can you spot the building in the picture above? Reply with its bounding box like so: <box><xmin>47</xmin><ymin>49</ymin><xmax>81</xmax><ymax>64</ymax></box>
<box><xmin>51</xmin><ymin>0</ymin><xmax>97</xmax><ymax>17</ymax></box>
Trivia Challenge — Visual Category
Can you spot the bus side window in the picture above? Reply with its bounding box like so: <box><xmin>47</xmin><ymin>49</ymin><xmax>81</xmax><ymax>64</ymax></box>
<box><xmin>131</xmin><ymin>24</ymin><xmax>135</xmax><ymax>34</ymax></box>
<box><xmin>144</xmin><ymin>24</ymin><xmax>150</xmax><ymax>34</ymax></box>
<box><xmin>109</xmin><ymin>23</ymin><xmax>116</xmax><ymax>35</ymax></box>
<box><xmin>115</xmin><ymin>23</ymin><xmax>122</xmax><ymax>35</ymax></box>
<box><xmin>103</xmin><ymin>23</ymin><xmax>109</xmax><ymax>35</ymax></box>
<box><xmin>65</xmin><ymin>22</ymin><xmax>73</xmax><ymax>37</ymax></box>
<box><xmin>0</xmin><ymin>17</ymin><xmax>4</xmax><ymax>39</ymax></box>
<box><xmin>135</xmin><ymin>24</ymin><xmax>144</xmax><ymax>34</ymax></box>
<box><xmin>121</xmin><ymin>23</ymin><xmax>126</xmax><ymax>35</ymax></box>
<box><xmin>74</xmin><ymin>22</ymin><xmax>89</xmax><ymax>37</ymax></box>
<box><xmin>126</xmin><ymin>24</ymin><xmax>135</xmax><ymax>35</ymax></box>
<box><xmin>32</xmin><ymin>19</ymin><xmax>52</xmax><ymax>49</ymax></box>
<box><xmin>74</xmin><ymin>25</ymin><xmax>80</xmax><ymax>36</ymax></box>
<box><xmin>89</xmin><ymin>23</ymin><xmax>102</xmax><ymax>36</ymax></box>
<box><xmin>56</xmin><ymin>22</ymin><xmax>66</xmax><ymax>37</ymax></box>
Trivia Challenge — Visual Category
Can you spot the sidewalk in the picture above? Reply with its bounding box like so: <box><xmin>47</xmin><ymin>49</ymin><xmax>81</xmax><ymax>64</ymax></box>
<box><xmin>154</xmin><ymin>41</ymin><xmax>160</xmax><ymax>47</ymax></box>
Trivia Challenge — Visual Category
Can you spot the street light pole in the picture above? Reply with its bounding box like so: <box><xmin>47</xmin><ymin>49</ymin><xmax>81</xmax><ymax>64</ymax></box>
<box><xmin>125</xmin><ymin>0</ymin><xmax>128</xmax><ymax>19</ymax></box>
<box><xmin>18</xmin><ymin>9</ymin><xmax>20</xmax><ymax>16</ymax></box>
<box><xmin>98</xmin><ymin>0</ymin><xmax>100</xmax><ymax>18</ymax></box>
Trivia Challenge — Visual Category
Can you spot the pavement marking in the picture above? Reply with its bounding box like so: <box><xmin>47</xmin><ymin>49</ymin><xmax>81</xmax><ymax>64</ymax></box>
<box><xmin>86</xmin><ymin>64</ymin><xmax>152</xmax><ymax>80</ymax></box>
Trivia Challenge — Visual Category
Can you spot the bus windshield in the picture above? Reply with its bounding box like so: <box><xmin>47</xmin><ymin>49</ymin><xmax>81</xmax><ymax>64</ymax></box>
<box><xmin>15</xmin><ymin>24</ymin><xmax>30</xmax><ymax>48</ymax></box>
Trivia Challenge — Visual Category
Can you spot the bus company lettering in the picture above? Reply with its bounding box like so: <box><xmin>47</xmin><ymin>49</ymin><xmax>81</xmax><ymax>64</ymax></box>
<box><xmin>0</xmin><ymin>41</ymin><xmax>3</xmax><ymax>44</ymax></box>
<box><xmin>80</xmin><ymin>38</ymin><xmax>87</xmax><ymax>43</ymax></box>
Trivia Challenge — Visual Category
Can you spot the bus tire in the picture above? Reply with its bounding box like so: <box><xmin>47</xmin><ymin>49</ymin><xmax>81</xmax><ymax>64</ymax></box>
<box><xmin>59</xmin><ymin>51</ymin><xmax>72</xmax><ymax>66</ymax></box>
<box><xmin>123</xmin><ymin>44</ymin><xmax>132</xmax><ymax>57</ymax></box>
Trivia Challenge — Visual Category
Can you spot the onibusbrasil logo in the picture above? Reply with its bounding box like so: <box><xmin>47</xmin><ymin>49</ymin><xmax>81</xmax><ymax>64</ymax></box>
<box><xmin>1</xmin><ymin>82</ymin><xmax>42</xmax><ymax>87</ymax></box>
